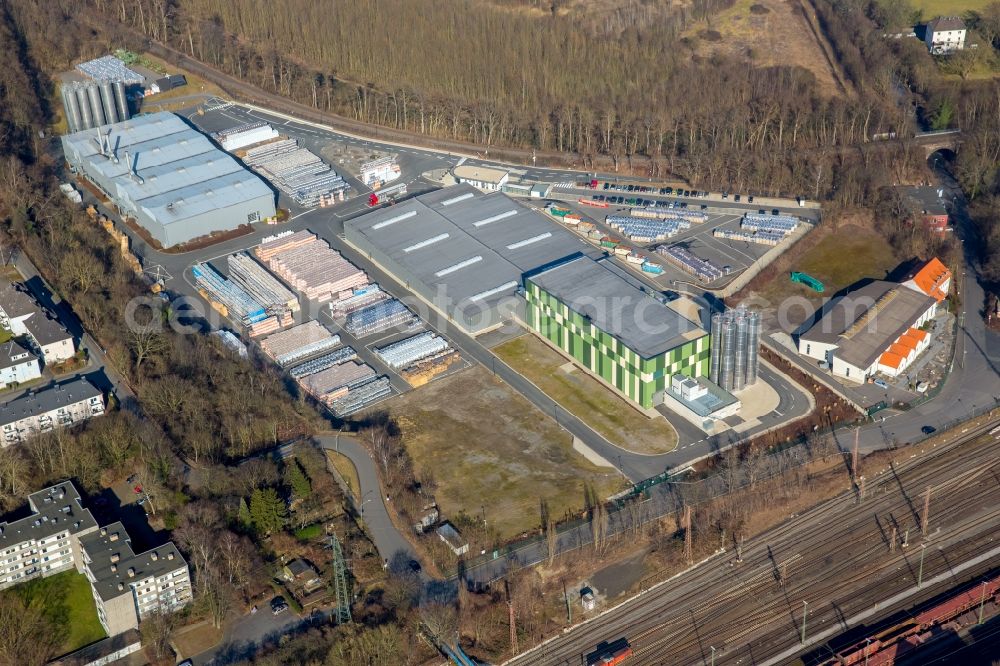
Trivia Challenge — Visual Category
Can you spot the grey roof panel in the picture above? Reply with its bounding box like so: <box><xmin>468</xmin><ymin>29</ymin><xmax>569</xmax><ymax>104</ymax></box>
<box><xmin>0</xmin><ymin>378</ymin><xmax>102</xmax><ymax>425</ymax></box>
<box><xmin>79</xmin><ymin>521</ymin><xmax>188</xmax><ymax>602</ymax></box>
<box><xmin>0</xmin><ymin>482</ymin><xmax>98</xmax><ymax>550</ymax></box>
<box><xmin>0</xmin><ymin>340</ymin><xmax>37</xmax><ymax>371</ymax></box>
<box><xmin>527</xmin><ymin>256</ymin><xmax>706</xmax><ymax>358</ymax></box>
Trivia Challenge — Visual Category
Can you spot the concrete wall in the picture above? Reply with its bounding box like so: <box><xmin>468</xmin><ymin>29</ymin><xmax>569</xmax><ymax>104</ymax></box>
<box><xmin>144</xmin><ymin>193</ymin><xmax>276</xmax><ymax>247</ymax></box>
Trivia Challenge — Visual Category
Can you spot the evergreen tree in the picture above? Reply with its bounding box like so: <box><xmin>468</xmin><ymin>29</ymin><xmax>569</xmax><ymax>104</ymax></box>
<box><xmin>237</xmin><ymin>497</ymin><xmax>251</xmax><ymax>527</ymax></box>
<box><xmin>286</xmin><ymin>460</ymin><xmax>312</xmax><ymax>500</ymax></box>
<box><xmin>249</xmin><ymin>487</ymin><xmax>286</xmax><ymax>535</ymax></box>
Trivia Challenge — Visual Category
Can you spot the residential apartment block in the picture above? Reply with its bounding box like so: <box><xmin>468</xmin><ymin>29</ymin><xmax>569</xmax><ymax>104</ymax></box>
<box><xmin>0</xmin><ymin>340</ymin><xmax>41</xmax><ymax>389</ymax></box>
<box><xmin>0</xmin><ymin>481</ymin><xmax>192</xmax><ymax>637</ymax></box>
<box><xmin>0</xmin><ymin>377</ymin><xmax>105</xmax><ymax>446</ymax></box>
<box><xmin>0</xmin><ymin>282</ymin><xmax>76</xmax><ymax>365</ymax></box>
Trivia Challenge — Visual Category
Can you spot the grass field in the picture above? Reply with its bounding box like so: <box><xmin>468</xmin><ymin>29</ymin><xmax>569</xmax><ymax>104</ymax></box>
<box><xmin>913</xmin><ymin>0</ymin><xmax>991</xmax><ymax>15</ymax></box>
<box><xmin>494</xmin><ymin>334</ymin><xmax>677</xmax><ymax>455</ymax></box>
<box><xmin>383</xmin><ymin>365</ymin><xmax>626</xmax><ymax>540</ymax></box>
<box><xmin>0</xmin><ymin>570</ymin><xmax>106</xmax><ymax>655</ymax></box>
<box><xmin>326</xmin><ymin>450</ymin><xmax>362</xmax><ymax>502</ymax></box>
<box><xmin>757</xmin><ymin>225</ymin><xmax>899</xmax><ymax>317</ymax></box>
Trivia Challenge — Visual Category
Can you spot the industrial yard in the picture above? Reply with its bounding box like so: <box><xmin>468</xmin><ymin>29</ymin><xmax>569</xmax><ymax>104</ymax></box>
<box><xmin>544</xmin><ymin>197</ymin><xmax>812</xmax><ymax>291</ymax></box>
<box><xmin>378</xmin><ymin>365</ymin><xmax>627</xmax><ymax>541</ymax></box>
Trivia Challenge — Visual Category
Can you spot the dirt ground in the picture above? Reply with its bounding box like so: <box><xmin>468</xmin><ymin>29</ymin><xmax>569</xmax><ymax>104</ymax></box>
<box><xmin>687</xmin><ymin>0</ymin><xmax>846</xmax><ymax>97</ymax></box>
<box><xmin>494</xmin><ymin>334</ymin><xmax>678</xmax><ymax>455</ymax></box>
<box><xmin>319</xmin><ymin>142</ymin><xmax>398</xmax><ymax>184</ymax></box>
<box><xmin>383</xmin><ymin>365</ymin><xmax>627</xmax><ymax>540</ymax></box>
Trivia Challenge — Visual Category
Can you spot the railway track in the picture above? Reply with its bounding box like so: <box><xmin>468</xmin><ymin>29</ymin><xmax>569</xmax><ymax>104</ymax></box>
<box><xmin>508</xmin><ymin>415</ymin><xmax>1000</xmax><ymax>666</ymax></box>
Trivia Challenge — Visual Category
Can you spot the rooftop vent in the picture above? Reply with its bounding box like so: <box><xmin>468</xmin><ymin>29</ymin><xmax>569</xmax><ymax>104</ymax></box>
<box><xmin>110</xmin><ymin>553</ymin><xmax>120</xmax><ymax>564</ymax></box>
<box><xmin>167</xmin><ymin>552</ymin><xmax>174</xmax><ymax>561</ymax></box>
<box><xmin>127</xmin><ymin>567</ymin><xmax>135</xmax><ymax>578</ymax></box>
<box><xmin>109</xmin><ymin>532</ymin><xmax>119</xmax><ymax>542</ymax></box>
<box><xmin>117</xmin><ymin>582</ymin><xmax>124</xmax><ymax>591</ymax></box>
<box><xmin>100</xmin><ymin>528</ymin><xmax>107</xmax><ymax>537</ymax></box>
<box><xmin>150</xmin><ymin>552</ymin><xmax>158</xmax><ymax>562</ymax></box>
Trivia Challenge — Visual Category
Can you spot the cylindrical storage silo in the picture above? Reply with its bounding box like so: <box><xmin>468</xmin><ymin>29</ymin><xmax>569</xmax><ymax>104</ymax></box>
<box><xmin>719</xmin><ymin>317</ymin><xmax>735</xmax><ymax>391</ymax></box>
<box><xmin>112</xmin><ymin>81</ymin><xmax>129</xmax><ymax>121</ymax></box>
<box><xmin>99</xmin><ymin>80</ymin><xmax>119</xmax><ymax>124</ymax></box>
<box><xmin>86</xmin><ymin>84</ymin><xmax>106</xmax><ymax>127</ymax></box>
<box><xmin>62</xmin><ymin>84</ymin><xmax>83</xmax><ymax>133</ymax></box>
<box><xmin>746</xmin><ymin>310</ymin><xmax>761</xmax><ymax>387</ymax></box>
<box><xmin>733</xmin><ymin>311</ymin><xmax>748</xmax><ymax>392</ymax></box>
<box><xmin>709</xmin><ymin>312</ymin><xmax>723</xmax><ymax>385</ymax></box>
<box><xmin>76</xmin><ymin>87</ymin><xmax>94</xmax><ymax>129</ymax></box>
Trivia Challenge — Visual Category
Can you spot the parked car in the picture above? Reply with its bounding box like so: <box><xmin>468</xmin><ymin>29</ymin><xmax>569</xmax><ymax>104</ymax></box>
<box><xmin>873</xmin><ymin>378</ymin><xmax>889</xmax><ymax>389</ymax></box>
<box><xmin>408</xmin><ymin>559</ymin><xmax>422</xmax><ymax>573</ymax></box>
<box><xmin>921</xmin><ymin>425</ymin><xmax>937</xmax><ymax>435</ymax></box>
<box><xmin>772</xmin><ymin>208</ymin><xmax>781</xmax><ymax>215</ymax></box>
<box><xmin>270</xmin><ymin>596</ymin><xmax>289</xmax><ymax>615</ymax></box>
<box><xmin>665</xmin><ymin>187</ymin><xmax>674</xmax><ymax>195</ymax></box>
<box><xmin>700</xmin><ymin>204</ymin><xmax>708</xmax><ymax>210</ymax></box>
<box><xmin>603</xmin><ymin>182</ymin><xmax>610</xmax><ymax>189</ymax></box>
<box><xmin>748</xmin><ymin>195</ymin><xmax>754</xmax><ymax>203</ymax></box>
<box><xmin>722</xmin><ymin>192</ymin><xmax>729</xmax><ymax>199</ymax></box>
<box><xmin>734</xmin><ymin>194</ymin><xmax>741</xmax><ymax>202</ymax></box>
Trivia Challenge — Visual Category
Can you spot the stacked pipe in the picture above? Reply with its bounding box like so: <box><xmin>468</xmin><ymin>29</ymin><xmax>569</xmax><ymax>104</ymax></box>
<box><xmin>288</xmin><ymin>346</ymin><xmax>358</xmax><ymax>379</ymax></box>
<box><xmin>227</xmin><ymin>251</ymin><xmax>299</xmax><ymax>313</ymax></box>
<box><xmin>656</xmin><ymin>245</ymin><xmax>725</xmax><ymax>282</ymax></box>
<box><xmin>329</xmin><ymin>286</ymin><xmax>388</xmax><ymax>318</ymax></box>
<box><xmin>630</xmin><ymin>207</ymin><xmax>708</xmax><ymax>223</ymax></box>
<box><xmin>243</xmin><ymin>137</ymin><xmax>350</xmax><ymax>207</ymax></box>
<box><xmin>714</xmin><ymin>228</ymin><xmax>782</xmax><ymax>246</ymax></box>
<box><xmin>301</xmin><ymin>361</ymin><xmax>376</xmax><ymax>403</ymax></box>
<box><xmin>344</xmin><ymin>299</ymin><xmax>416</xmax><ymax>337</ymax></box>
<box><xmin>329</xmin><ymin>376</ymin><xmax>392</xmax><ymax>417</ymax></box>
<box><xmin>260</xmin><ymin>320</ymin><xmax>341</xmax><ymax>366</ymax></box>
<box><xmin>374</xmin><ymin>332</ymin><xmax>451</xmax><ymax>369</ymax></box>
<box><xmin>192</xmin><ymin>262</ymin><xmax>267</xmax><ymax>325</ymax></box>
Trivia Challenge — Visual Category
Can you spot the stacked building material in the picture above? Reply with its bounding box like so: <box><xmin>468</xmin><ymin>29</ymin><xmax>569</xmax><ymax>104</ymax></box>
<box><xmin>630</xmin><ymin>207</ymin><xmax>708</xmax><ymax>223</ymax></box>
<box><xmin>256</xmin><ymin>230</ymin><xmax>316</xmax><ymax>262</ymax></box>
<box><xmin>76</xmin><ymin>55</ymin><xmax>143</xmax><ymax>84</ymax></box>
<box><xmin>344</xmin><ymin>299</ymin><xmax>417</xmax><ymax>337</ymax></box>
<box><xmin>260</xmin><ymin>320</ymin><xmax>341</xmax><ymax>366</ymax></box>
<box><xmin>374</xmin><ymin>332</ymin><xmax>452</xmax><ymax>369</ymax></box>
<box><xmin>243</xmin><ymin>138</ymin><xmax>350</xmax><ymax>207</ymax></box>
<box><xmin>214</xmin><ymin>122</ymin><xmax>280</xmax><ymax>152</ymax></box>
<box><xmin>248</xmin><ymin>316</ymin><xmax>280</xmax><ymax>338</ymax></box>
<box><xmin>227</xmin><ymin>251</ymin><xmax>299</xmax><ymax>313</ymax></box>
<box><xmin>741</xmin><ymin>213</ymin><xmax>799</xmax><ymax>235</ymax></box>
<box><xmin>329</xmin><ymin>376</ymin><xmax>392</xmax><ymax>417</ymax></box>
<box><xmin>606</xmin><ymin>215</ymin><xmax>690</xmax><ymax>242</ymax></box>
<box><xmin>213</xmin><ymin>330</ymin><xmax>248</xmax><ymax>358</ymax></box>
<box><xmin>360</xmin><ymin>156</ymin><xmax>401</xmax><ymax>187</ymax></box>
<box><xmin>656</xmin><ymin>245</ymin><xmax>725</xmax><ymax>282</ymax></box>
<box><xmin>268</xmin><ymin>244</ymin><xmax>368</xmax><ymax>302</ymax></box>
<box><xmin>301</xmin><ymin>360</ymin><xmax>376</xmax><ymax>403</ymax></box>
<box><xmin>288</xmin><ymin>346</ymin><xmax>358</xmax><ymax>379</ymax></box>
<box><xmin>714</xmin><ymin>228</ymin><xmax>783</xmax><ymax>246</ymax></box>
<box><xmin>401</xmin><ymin>351</ymin><xmax>461</xmax><ymax>387</ymax></box>
<box><xmin>192</xmin><ymin>263</ymin><xmax>268</xmax><ymax>325</ymax></box>
<box><xmin>329</xmin><ymin>286</ymin><xmax>388</xmax><ymax>318</ymax></box>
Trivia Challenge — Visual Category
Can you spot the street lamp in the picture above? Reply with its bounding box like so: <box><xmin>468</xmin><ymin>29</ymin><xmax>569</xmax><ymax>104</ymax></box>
<box><xmin>359</xmin><ymin>489</ymin><xmax>374</xmax><ymax>522</ymax></box>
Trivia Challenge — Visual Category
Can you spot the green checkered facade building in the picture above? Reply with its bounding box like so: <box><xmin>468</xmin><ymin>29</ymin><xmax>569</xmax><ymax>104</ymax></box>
<box><xmin>524</xmin><ymin>276</ymin><xmax>711</xmax><ymax>409</ymax></box>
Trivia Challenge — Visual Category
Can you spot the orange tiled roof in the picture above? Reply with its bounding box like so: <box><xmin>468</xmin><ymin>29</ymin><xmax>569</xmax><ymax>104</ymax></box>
<box><xmin>879</xmin><ymin>352</ymin><xmax>905</xmax><ymax>369</ymax></box>
<box><xmin>909</xmin><ymin>258</ymin><xmax>951</xmax><ymax>302</ymax></box>
<box><xmin>888</xmin><ymin>341</ymin><xmax>915</xmax><ymax>358</ymax></box>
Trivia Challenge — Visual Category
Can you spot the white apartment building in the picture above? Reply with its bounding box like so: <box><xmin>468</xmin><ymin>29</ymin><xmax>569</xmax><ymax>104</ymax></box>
<box><xmin>0</xmin><ymin>482</ymin><xmax>192</xmax><ymax>638</ymax></box>
<box><xmin>0</xmin><ymin>377</ymin><xmax>105</xmax><ymax>446</ymax></box>
<box><xmin>0</xmin><ymin>340</ymin><xmax>41</xmax><ymax>389</ymax></box>
<box><xmin>80</xmin><ymin>523</ymin><xmax>193</xmax><ymax>636</ymax></box>
<box><xmin>0</xmin><ymin>283</ymin><xmax>77</xmax><ymax>365</ymax></box>
<box><xmin>0</xmin><ymin>483</ymin><xmax>98</xmax><ymax>590</ymax></box>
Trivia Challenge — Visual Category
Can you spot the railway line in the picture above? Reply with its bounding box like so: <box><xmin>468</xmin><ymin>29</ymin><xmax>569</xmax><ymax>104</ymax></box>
<box><xmin>507</xmin><ymin>414</ymin><xmax>1000</xmax><ymax>666</ymax></box>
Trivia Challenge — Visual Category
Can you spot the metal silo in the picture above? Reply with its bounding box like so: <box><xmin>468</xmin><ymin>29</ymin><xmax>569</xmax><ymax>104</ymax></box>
<box><xmin>62</xmin><ymin>84</ymin><xmax>83</xmax><ymax>133</ymax></box>
<box><xmin>99</xmin><ymin>80</ymin><xmax>119</xmax><ymax>124</ymax></box>
<box><xmin>76</xmin><ymin>86</ymin><xmax>94</xmax><ymax>129</ymax></box>
<box><xmin>112</xmin><ymin>81</ymin><xmax>130</xmax><ymax>121</ymax></box>
<box><xmin>86</xmin><ymin>84</ymin><xmax>106</xmax><ymax>127</ymax></box>
<box><xmin>709</xmin><ymin>312</ymin><xmax>723</xmax><ymax>385</ymax></box>
<box><xmin>733</xmin><ymin>310</ymin><xmax>748</xmax><ymax>392</ymax></box>
<box><xmin>746</xmin><ymin>309</ymin><xmax>761</xmax><ymax>386</ymax></box>
<box><xmin>719</xmin><ymin>316</ymin><xmax>735</xmax><ymax>391</ymax></box>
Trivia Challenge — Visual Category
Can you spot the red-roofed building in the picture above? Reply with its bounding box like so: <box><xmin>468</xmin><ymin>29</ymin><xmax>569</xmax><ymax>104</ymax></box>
<box><xmin>903</xmin><ymin>258</ymin><xmax>952</xmax><ymax>302</ymax></box>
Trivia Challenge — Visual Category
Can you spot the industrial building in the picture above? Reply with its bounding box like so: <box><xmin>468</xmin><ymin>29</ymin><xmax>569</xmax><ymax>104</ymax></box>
<box><xmin>709</xmin><ymin>306</ymin><xmax>761</xmax><ymax>392</ymax></box>
<box><xmin>0</xmin><ymin>481</ymin><xmax>192</xmax><ymax>638</ymax></box>
<box><xmin>796</xmin><ymin>281</ymin><xmax>938</xmax><ymax>381</ymax></box>
<box><xmin>345</xmin><ymin>185</ymin><xmax>597</xmax><ymax>333</ymax></box>
<box><xmin>61</xmin><ymin>112</ymin><xmax>276</xmax><ymax>247</ymax></box>
<box><xmin>453</xmin><ymin>165</ymin><xmax>509</xmax><ymax>191</ymax></box>
<box><xmin>525</xmin><ymin>256</ymin><xmax>710</xmax><ymax>409</ymax></box>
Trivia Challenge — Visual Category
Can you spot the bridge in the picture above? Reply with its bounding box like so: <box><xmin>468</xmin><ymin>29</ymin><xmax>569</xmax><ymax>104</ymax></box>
<box><xmin>913</xmin><ymin>128</ymin><xmax>962</xmax><ymax>156</ymax></box>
